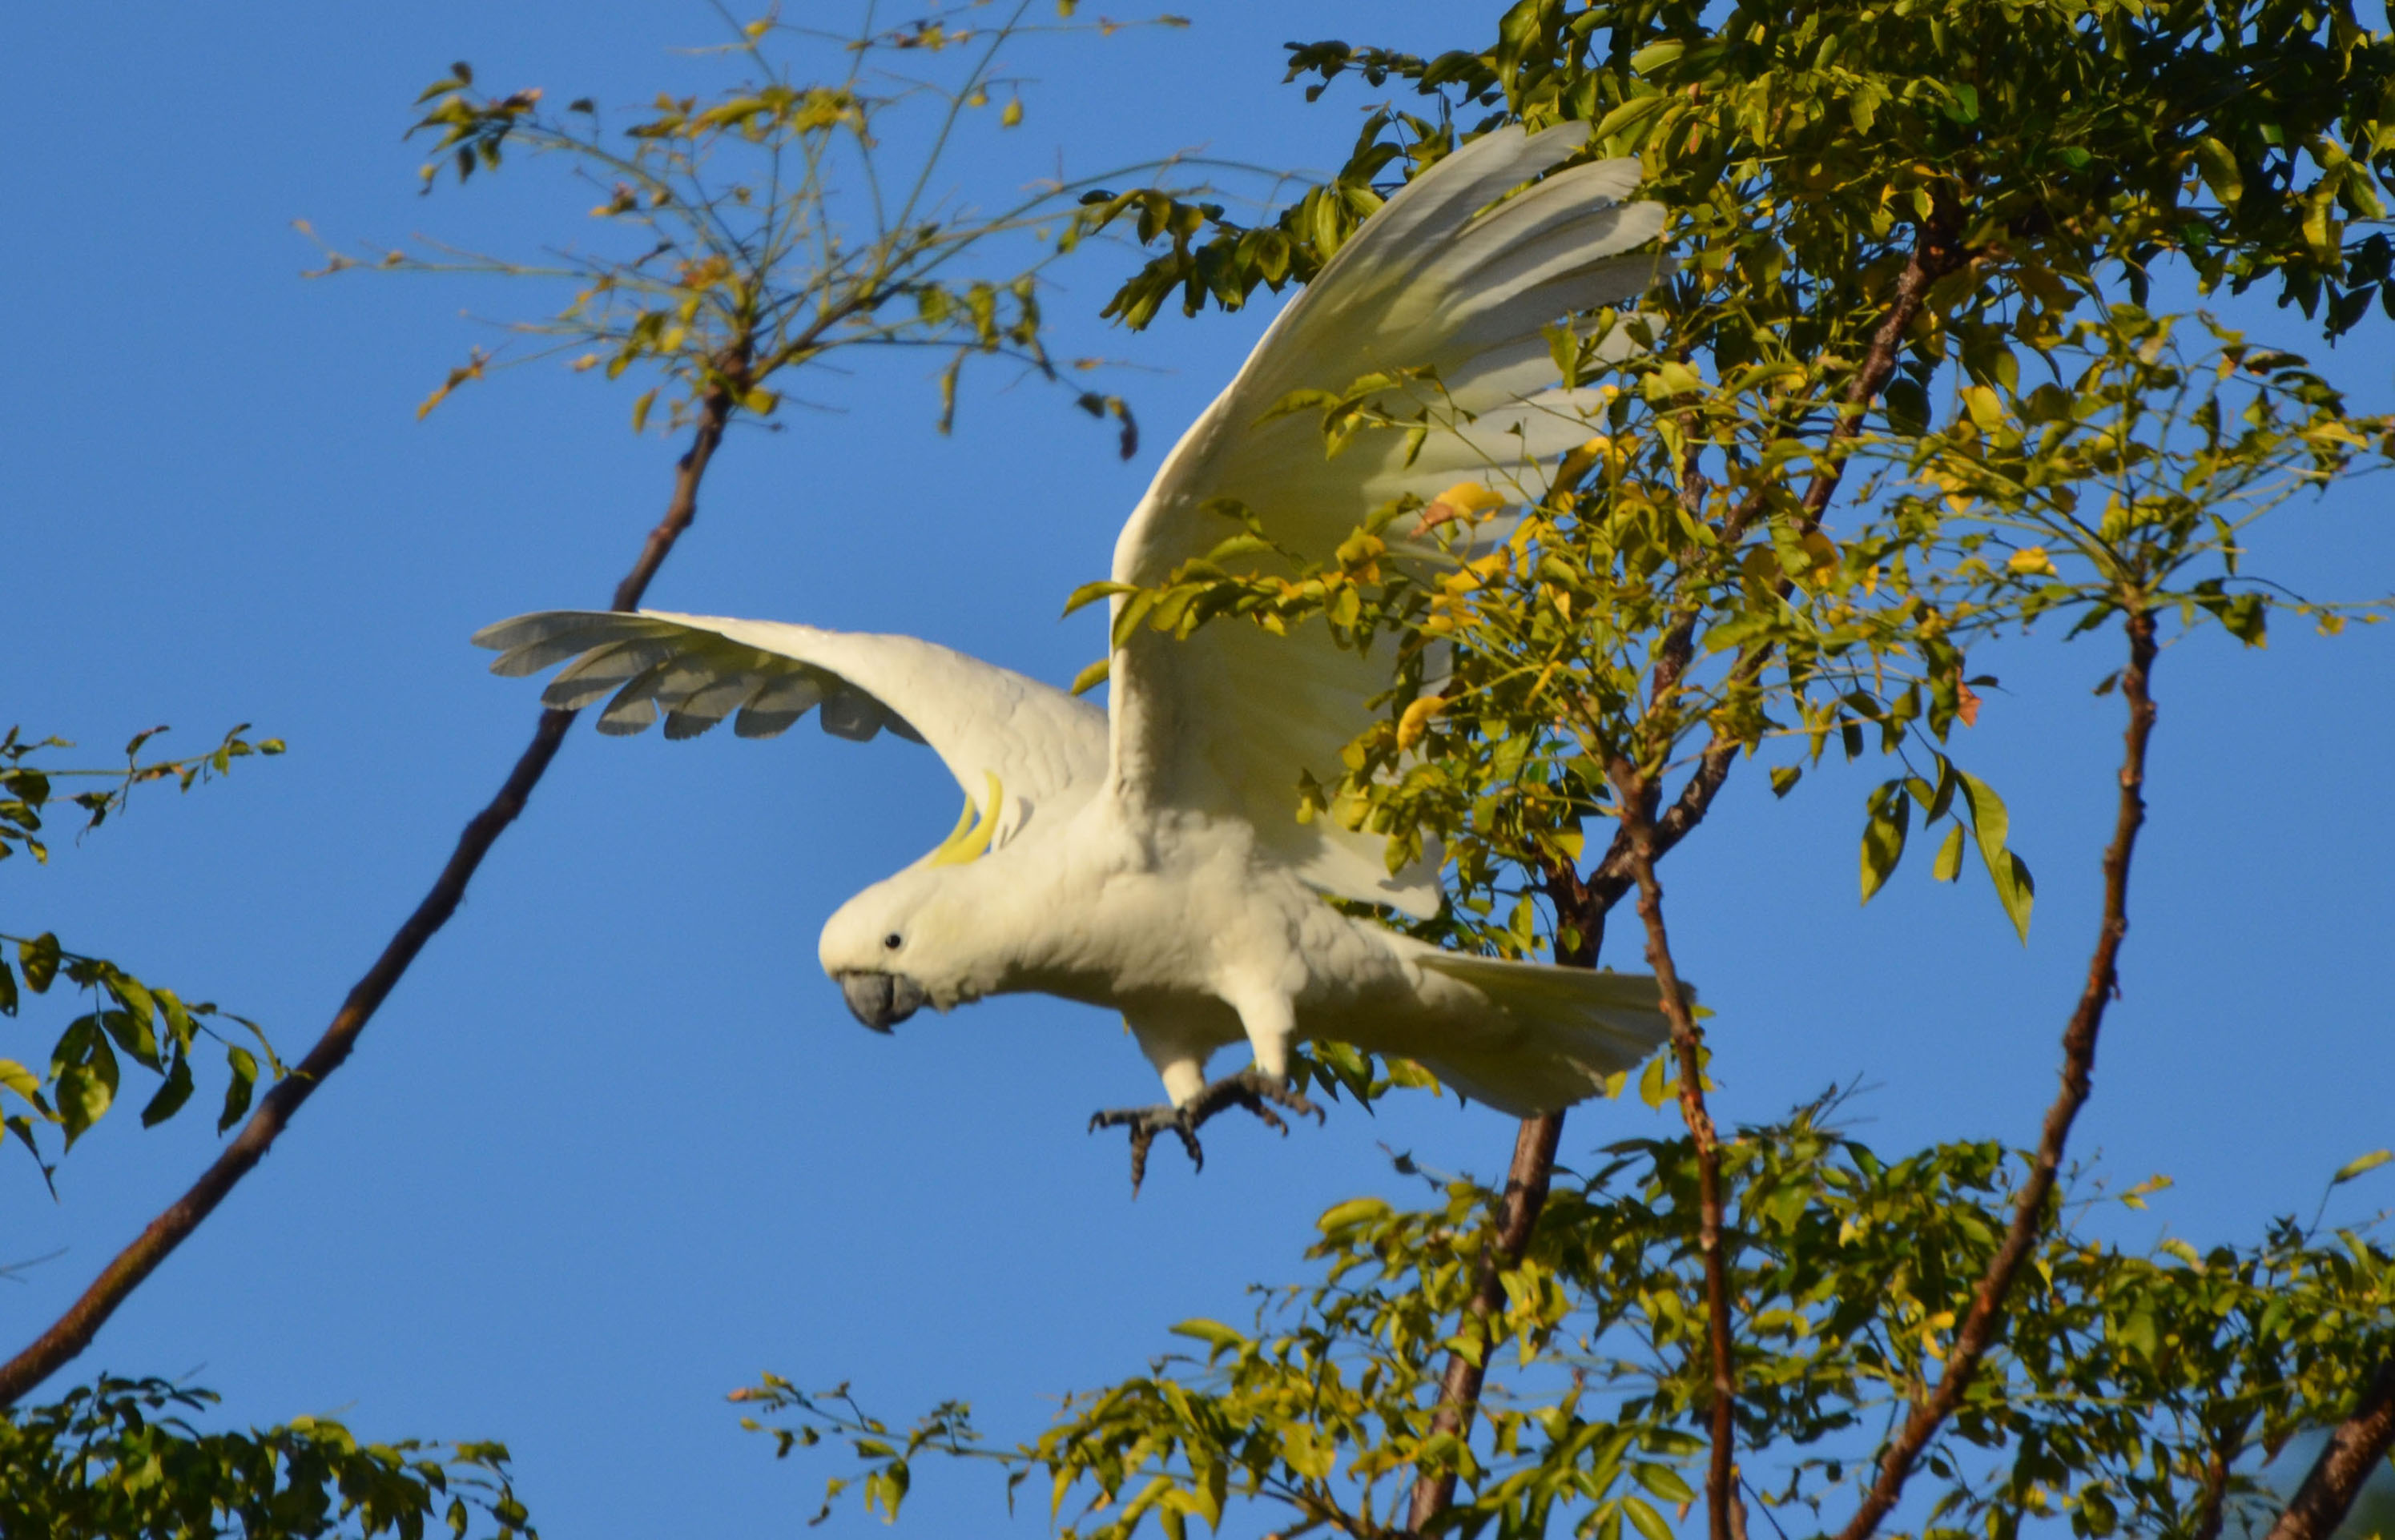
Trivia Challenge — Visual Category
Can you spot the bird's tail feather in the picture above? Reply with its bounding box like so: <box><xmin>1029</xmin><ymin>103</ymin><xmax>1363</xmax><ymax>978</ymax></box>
<box><xmin>1408</xmin><ymin>952</ymin><xmax>1677</xmax><ymax>1117</ymax></box>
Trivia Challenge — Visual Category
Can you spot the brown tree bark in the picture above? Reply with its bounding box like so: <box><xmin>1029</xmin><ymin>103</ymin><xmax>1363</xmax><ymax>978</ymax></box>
<box><xmin>0</xmin><ymin>383</ymin><xmax>742</xmax><ymax>1409</ymax></box>
<box><xmin>1404</xmin><ymin>1110</ymin><xmax>1568</xmax><ymax>1534</ymax></box>
<box><xmin>1829</xmin><ymin>607</ymin><xmax>2160</xmax><ymax>1540</ymax></box>
<box><xmin>1611</xmin><ymin>763</ymin><xmax>1742</xmax><ymax>1540</ymax></box>
<box><xmin>2262</xmin><ymin>1354</ymin><xmax>2395</xmax><ymax>1540</ymax></box>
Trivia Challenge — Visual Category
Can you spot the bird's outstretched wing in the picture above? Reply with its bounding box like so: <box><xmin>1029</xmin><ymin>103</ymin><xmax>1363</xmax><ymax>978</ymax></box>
<box><xmin>473</xmin><ymin>610</ymin><xmax>1107</xmax><ymax>850</ymax></box>
<box><xmin>1107</xmin><ymin>121</ymin><xmax>1667</xmax><ymax>919</ymax></box>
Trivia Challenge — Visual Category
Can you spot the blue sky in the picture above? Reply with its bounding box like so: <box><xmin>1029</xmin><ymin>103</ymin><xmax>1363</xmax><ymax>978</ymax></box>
<box><xmin>6</xmin><ymin>5</ymin><xmax>2390</xmax><ymax>1536</ymax></box>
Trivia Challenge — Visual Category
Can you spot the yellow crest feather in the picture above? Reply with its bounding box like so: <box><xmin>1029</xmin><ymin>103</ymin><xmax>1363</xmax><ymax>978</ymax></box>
<box><xmin>928</xmin><ymin>770</ymin><xmax>1004</xmax><ymax>867</ymax></box>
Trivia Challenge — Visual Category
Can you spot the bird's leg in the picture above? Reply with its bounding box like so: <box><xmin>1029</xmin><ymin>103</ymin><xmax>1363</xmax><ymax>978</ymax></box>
<box><xmin>1087</xmin><ymin>1069</ymin><xmax>1324</xmax><ymax>1196</ymax></box>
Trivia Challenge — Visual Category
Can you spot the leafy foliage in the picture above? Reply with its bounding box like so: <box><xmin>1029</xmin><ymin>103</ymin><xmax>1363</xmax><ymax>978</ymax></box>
<box><xmin>2</xmin><ymin>726</ymin><xmax>285</xmax><ymax>1187</ymax></box>
<box><xmin>311</xmin><ymin>4</ymin><xmax>1194</xmax><ymax>453</ymax></box>
<box><xmin>1077</xmin><ymin>0</ymin><xmax>2395</xmax><ymax>976</ymax></box>
<box><xmin>747</xmin><ymin>1116</ymin><xmax>2393</xmax><ymax>1540</ymax></box>
<box><xmin>740</xmin><ymin>6</ymin><xmax>2395</xmax><ymax>1540</ymax></box>
<box><xmin>0</xmin><ymin>1376</ymin><xmax>531</xmax><ymax>1539</ymax></box>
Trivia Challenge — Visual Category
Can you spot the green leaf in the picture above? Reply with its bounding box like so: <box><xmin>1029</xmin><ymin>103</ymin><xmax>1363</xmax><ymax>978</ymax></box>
<box><xmin>1638</xmin><ymin>1051</ymin><xmax>1672</xmax><ymax>1109</ymax></box>
<box><xmin>1769</xmin><ymin>766</ymin><xmax>1801</xmax><ymax>798</ymax></box>
<box><xmin>140</xmin><ymin>1054</ymin><xmax>195</xmax><ymax>1128</ymax></box>
<box><xmin>1632</xmin><ymin>1462</ymin><xmax>1697</xmax><ymax>1505</ymax></box>
<box><xmin>1169</xmin><ymin>1319</ymin><xmax>1248</xmax><ymax>1355</ymax></box>
<box><xmin>219</xmin><ymin>1046</ymin><xmax>259</xmax><ymax>1132</ymax></box>
<box><xmin>1958</xmin><ymin>772</ymin><xmax>2034</xmax><ymax>940</ymax></box>
<box><xmin>2331</xmin><ymin>1148</ymin><xmax>2391</xmax><ymax>1184</ymax></box>
<box><xmin>1883</xmin><ymin>376</ymin><xmax>1930</xmax><ymax>436</ymax></box>
<box><xmin>1628</xmin><ymin>40</ymin><xmax>1685</xmax><ymax>74</ymax></box>
<box><xmin>1931</xmin><ymin>821</ymin><xmax>1966</xmax><ymax>883</ymax></box>
<box><xmin>58</xmin><ymin>1040</ymin><xmax>118</xmax><ymax>1148</ymax></box>
<box><xmin>2193</xmin><ymin>135</ymin><xmax>2244</xmax><ymax>206</ymax></box>
<box><xmin>1622</xmin><ymin>1495</ymin><xmax>1676</xmax><ymax>1540</ymax></box>
<box><xmin>0</xmin><ymin>1058</ymin><xmax>42</xmax><ymax>1106</ymax></box>
<box><xmin>1860</xmin><ymin>783</ymin><xmax>1910</xmax><ymax>903</ymax></box>
<box><xmin>19</xmin><ymin>933</ymin><xmax>60</xmax><ymax>994</ymax></box>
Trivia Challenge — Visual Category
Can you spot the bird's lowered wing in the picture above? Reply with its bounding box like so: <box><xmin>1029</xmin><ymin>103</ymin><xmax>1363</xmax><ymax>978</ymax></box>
<box><xmin>473</xmin><ymin>609</ymin><xmax>1108</xmax><ymax>851</ymax></box>
<box><xmin>1106</xmin><ymin>122</ymin><xmax>1668</xmax><ymax>919</ymax></box>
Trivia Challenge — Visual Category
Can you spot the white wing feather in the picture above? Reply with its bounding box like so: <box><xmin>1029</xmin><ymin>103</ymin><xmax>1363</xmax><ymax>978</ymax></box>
<box><xmin>1106</xmin><ymin>123</ymin><xmax>1667</xmax><ymax>918</ymax></box>
<box><xmin>472</xmin><ymin>609</ymin><xmax>1107</xmax><ymax>848</ymax></box>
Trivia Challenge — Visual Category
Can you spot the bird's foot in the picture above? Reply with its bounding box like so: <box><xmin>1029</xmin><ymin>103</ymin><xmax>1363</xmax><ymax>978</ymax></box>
<box><xmin>1087</xmin><ymin>1070</ymin><xmax>1324</xmax><ymax>1196</ymax></box>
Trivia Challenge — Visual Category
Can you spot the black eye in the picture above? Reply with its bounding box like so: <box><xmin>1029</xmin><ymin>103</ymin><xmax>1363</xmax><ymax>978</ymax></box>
<box><xmin>883</xmin><ymin>932</ymin><xmax>904</xmax><ymax>951</ymax></box>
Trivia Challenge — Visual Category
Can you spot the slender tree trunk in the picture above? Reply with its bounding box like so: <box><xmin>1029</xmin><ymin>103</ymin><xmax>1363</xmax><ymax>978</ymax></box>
<box><xmin>1829</xmin><ymin>608</ymin><xmax>2159</xmax><ymax>1540</ymax></box>
<box><xmin>1405</xmin><ymin>1111</ymin><xmax>1566</xmax><ymax>1534</ymax></box>
<box><xmin>1611</xmin><ymin>763</ymin><xmax>1741</xmax><ymax>1540</ymax></box>
<box><xmin>2262</xmin><ymin>1354</ymin><xmax>2395</xmax><ymax>1540</ymax></box>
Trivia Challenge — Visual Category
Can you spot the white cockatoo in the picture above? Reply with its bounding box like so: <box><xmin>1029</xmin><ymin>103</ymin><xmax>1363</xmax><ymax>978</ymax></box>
<box><xmin>475</xmin><ymin>122</ymin><xmax>1681</xmax><ymax>1181</ymax></box>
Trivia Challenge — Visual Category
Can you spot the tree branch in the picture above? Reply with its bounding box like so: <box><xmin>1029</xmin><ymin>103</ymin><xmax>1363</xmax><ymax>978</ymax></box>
<box><xmin>1609</xmin><ymin>758</ymin><xmax>1741</xmax><ymax>1540</ymax></box>
<box><xmin>2192</xmin><ymin>1417</ymin><xmax>2246</xmax><ymax>1540</ymax></box>
<box><xmin>0</xmin><ymin>380</ymin><xmax>743</xmax><ymax>1409</ymax></box>
<box><xmin>1401</xmin><ymin>215</ymin><xmax>1971</xmax><ymax>1540</ymax></box>
<box><xmin>1405</xmin><ymin>1109</ymin><xmax>1565</xmax><ymax>1535</ymax></box>
<box><xmin>2262</xmin><ymin>1353</ymin><xmax>2395</xmax><ymax>1540</ymax></box>
<box><xmin>1829</xmin><ymin>605</ymin><xmax>2160</xmax><ymax>1540</ymax></box>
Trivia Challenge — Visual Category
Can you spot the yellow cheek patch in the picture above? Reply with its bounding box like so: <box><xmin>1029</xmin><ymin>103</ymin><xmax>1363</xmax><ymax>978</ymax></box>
<box><xmin>928</xmin><ymin>770</ymin><xmax>1004</xmax><ymax>867</ymax></box>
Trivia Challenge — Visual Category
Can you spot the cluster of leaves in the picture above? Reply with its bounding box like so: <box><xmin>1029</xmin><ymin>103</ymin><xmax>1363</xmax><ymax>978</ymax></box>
<box><xmin>746</xmin><ymin>1114</ymin><xmax>2394</xmax><ymax>1540</ymax></box>
<box><xmin>3</xmin><ymin>726</ymin><xmax>285</xmax><ymax>1188</ymax></box>
<box><xmin>1070</xmin><ymin>0</ymin><xmax>2395</xmax><ymax>977</ymax></box>
<box><xmin>0</xmin><ymin>1376</ymin><xmax>532</xmax><ymax>1539</ymax></box>
<box><xmin>2</xmin><ymin>723</ymin><xmax>282</xmax><ymax>865</ymax></box>
<box><xmin>1111</xmin><ymin>0</ymin><xmax>2395</xmax><ymax>340</ymax></box>
<box><xmin>315</xmin><ymin>3</ymin><xmax>1194</xmax><ymax>453</ymax></box>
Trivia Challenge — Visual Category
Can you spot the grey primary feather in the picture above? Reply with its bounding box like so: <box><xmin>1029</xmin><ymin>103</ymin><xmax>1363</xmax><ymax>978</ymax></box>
<box><xmin>819</xmin><ymin>690</ymin><xmax>887</xmax><ymax>742</ymax></box>
<box><xmin>663</xmin><ymin>674</ymin><xmax>757</xmax><ymax>739</ymax></box>
<box><xmin>487</xmin><ymin>621</ymin><xmax>638</xmax><ymax>678</ymax></box>
<box><xmin>542</xmin><ymin>639</ymin><xmax>671</xmax><ymax>710</ymax></box>
<box><xmin>598</xmin><ymin>657</ymin><xmax>676</xmax><ymax>735</ymax></box>
<box><xmin>734</xmin><ymin>670</ymin><xmax>827</xmax><ymax>738</ymax></box>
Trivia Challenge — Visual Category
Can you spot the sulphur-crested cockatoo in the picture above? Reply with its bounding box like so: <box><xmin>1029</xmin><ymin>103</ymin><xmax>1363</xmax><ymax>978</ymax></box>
<box><xmin>475</xmin><ymin>122</ymin><xmax>1679</xmax><ymax>1180</ymax></box>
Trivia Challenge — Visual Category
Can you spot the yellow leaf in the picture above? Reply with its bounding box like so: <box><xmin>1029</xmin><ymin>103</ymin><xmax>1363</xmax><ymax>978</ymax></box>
<box><xmin>2007</xmin><ymin>546</ymin><xmax>2056</xmax><ymax>577</ymax></box>
<box><xmin>0</xmin><ymin>1058</ymin><xmax>42</xmax><ymax>1104</ymax></box>
<box><xmin>1423</xmin><ymin>480</ymin><xmax>1509</xmax><ymax>527</ymax></box>
<box><xmin>1000</xmin><ymin>97</ymin><xmax>1024</xmax><ymax>128</ymax></box>
<box><xmin>1396</xmin><ymin>693</ymin><xmax>1446</xmax><ymax>750</ymax></box>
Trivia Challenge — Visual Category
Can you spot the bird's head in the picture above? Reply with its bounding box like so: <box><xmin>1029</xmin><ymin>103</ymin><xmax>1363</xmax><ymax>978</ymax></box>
<box><xmin>819</xmin><ymin>772</ymin><xmax>1014</xmax><ymax>1032</ymax></box>
<box><xmin>818</xmin><ymin>863</ymin><xmax>986</xmax><ymax>1032</ymax></box>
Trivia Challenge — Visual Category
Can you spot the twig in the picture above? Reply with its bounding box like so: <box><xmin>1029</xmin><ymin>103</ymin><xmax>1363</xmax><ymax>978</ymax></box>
<box><xmin>1610</xmin><ymin>758</ymin><xmax>1741</xmax><ymax>1540</ymax></box>
<box><xmin>1828</xmin><ymin>605</ymin><xmax>2160</xmax><ymax>1540</ymax></box>
<box><xmin>0</xmin><ymin>380</ymin><xmax>743</xmax><ymax>1409</ymax></box>
<box><xmin>2261</xmin><ymin>1353</ymin><xmax>2395</xmax><ymax>1540</ymax></box>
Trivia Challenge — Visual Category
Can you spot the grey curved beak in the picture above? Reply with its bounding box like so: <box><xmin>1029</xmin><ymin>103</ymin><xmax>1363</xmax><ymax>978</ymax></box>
<box><xmin>838</xmin><ymin>971</ymin><xmax>928</xmax><ymax>1033</ymax></box>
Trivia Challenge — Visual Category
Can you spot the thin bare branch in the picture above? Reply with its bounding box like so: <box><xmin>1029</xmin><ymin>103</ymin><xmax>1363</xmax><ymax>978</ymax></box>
<box><xmin>1829</xmin><ymin>605</ymin><xmax>2160</xmax><ymax>1540</ymax></box>
<box><xmin>0</xmin><ymin>383</ymin><xmax>743</xmax><ymax>1410</ymax></box>
<box><xmin>1610</xmin><ymin>758</ymin><xmax>1741</xmax><ymax>1540</ymax></box>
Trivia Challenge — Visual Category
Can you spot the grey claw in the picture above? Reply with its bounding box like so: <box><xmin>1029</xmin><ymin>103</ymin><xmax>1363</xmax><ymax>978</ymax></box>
<box><xmin>1087</xmin><ymin>1071</ymin><xmax>1322</xmax><ymax>1196</ymax></box>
